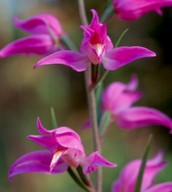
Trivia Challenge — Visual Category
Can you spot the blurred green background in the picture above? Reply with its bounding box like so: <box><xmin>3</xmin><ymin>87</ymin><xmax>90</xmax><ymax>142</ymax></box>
<box><xmin>0</xmin><ymin>0</ymin><xmax>172</xmax><ymax>191</ymax></box>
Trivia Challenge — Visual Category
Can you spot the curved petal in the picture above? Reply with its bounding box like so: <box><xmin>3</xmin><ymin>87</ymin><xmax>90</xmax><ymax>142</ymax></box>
<box><xmin>146</xmin><ymin>182</ymin><xmax>172</xmax><ymax>192</ymax></box>
<box><xmin>114</xmin><ymin>0</ymin><xmax>172</xmax><ymax>20</ymax></box>
<box><xmin>102</xmin><ymin>75</ymin><xmax>142</xmax><ymax>114</ymax></box>
<box><xmin>127</xmin><ymin>74</ymin><xmax>138</xmax><ymax>91</ymax></box>
<box><xmin>82</xmin><ymin>151</ymin><xmax>117</xmax><ymax>174</ymax></box>
<box><xmin>117</xmin><ymin>106</ymin><xmax>172</xmax><ymax>130</ymax></box>
<box><xmin>102</xmin><ymin>46</ymin><xmax>156</xmax><ymax>70</ymax></box>
<box><xmin>14</xmin><ymin>13</ymin><xmax>63</xmax><ymax>38</ymax></box>
<box><xmin>112</xmin><ymin>180</ymin><xmax>121</xmax><ymax>192</ymax></box>
<box><xmin>0</xmin><ymin>34</ymin><xmax>55</xmax><ymax>58</ymax></box>
<box><xmin>8</xmin><ymin>150</ymin><xmax>68</xmax><ymax>181</ymax></box>
<box><xmin>36</xmin><ymin>117</ymin><xmax>53</xmax><ymax>134</ymax></box>
<box><xmin>27</xmin><ymin>135</ymin><xmax>58</xmax><ymax>152</ymax></box>
<box><xmin>34</xmin><ymin>50</ymin><xmax>89</xmax><ymax>72</ymax></box>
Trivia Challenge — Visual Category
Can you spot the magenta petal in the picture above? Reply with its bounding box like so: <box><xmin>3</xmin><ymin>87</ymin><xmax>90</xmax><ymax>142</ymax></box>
<box><xmin>27</xmin><ymin>135</ymin><xmax>58</xmax><ymax>152</ymax></box>
<box><xmin>82</xmin><ymin>151</ymin><xmax>117</xmax><ymax>174</ymax></box>
<box><xmin>113</xmin><ymin>0</ymin><xmax>172</xmax><ymax>20</ymax></box>
<box><xmin>126</xmin><ymin>74</ymin><xmax>138</xmax><ymax>91</ymax></box>
<box><xmin>0</xmin><ymin>34</ymin><xmax>55</xmax><ymax>58</ymax></box>
<box><xmin>117</xmin><ymin>106</ymin><xmax>172</xmax><ymax>130</ymax></box>
<box><xmin>36</xmin><ymin>117</ymin><xmax>52</xmax><ymax>134</ymax></box>
<box><xmin>8</xmin><ymin>150</ymin><xmax>68</xmax><ymax>181</ymax></box>
<box><xmin>102</xmin><ymin>75</ymin><xmax>142</xmax><ymax>113</ymax></box>
<box><xmin>146</xmin><ymin>182</ymin><xmax>172</xmax><ymax>192</ymax></box>
<box><xmin>34</xmin><ymin>50</ymin><xmax>89</xmax><ymax>72</ymax></box>
<box><xmin>112</xmin><ymin>152</ymin><xmax>166</xmax><ymax>192</ymax></box>
<box><xmin>14</xmin><ymin>13</ymin><xmax>63</xmax><ymax>37</ymax></box>
<box><xmin>102</xmin><ymin>46</ymin><xmax>156</xmax><ymax>70</ymax></box>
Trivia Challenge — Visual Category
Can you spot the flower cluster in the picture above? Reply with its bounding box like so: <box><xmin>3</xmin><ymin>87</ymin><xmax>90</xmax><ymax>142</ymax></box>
<box><xmin>9</xmin><ymin>118</ymin><xmax>116</xmax><ymax>181</ymax></box>
<box><xmin>102</xmin><ymin>75</ymin><xmax>172</xmax><ymax>131</ymax></box>
<box><xmin>0</xmin><ymin>14</ymin><xmax>63</xmax><ymax>57</ymax></box>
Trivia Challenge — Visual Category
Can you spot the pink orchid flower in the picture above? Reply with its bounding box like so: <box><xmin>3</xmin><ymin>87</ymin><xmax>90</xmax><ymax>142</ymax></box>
<box><xmin>34</xmin><ymin>9</ymin><xmax>155</xmax><ymax>72</ymax></box>
<box><xmin>0</xmin><ymin>13</ymin><xmax>63</xmax><ymax>57</ymax></box>
<box><xmin>113</xmin><ymin>0</ymin><xmax>172</xmax><ymax>21</ymax></box>
<box><xmin>102</xmin><ymin>75</ymin><xmax>172</xmax><ymax>131</ymax></box>
<box><xmin>112</xmin><ymin>152</ymin><xmax>172</xmax><ymax>192</ymax></box>
<box><xmin>9</xmin><ymin>118</ymin><xmax>117</xmax><ymax>181</ymax></box>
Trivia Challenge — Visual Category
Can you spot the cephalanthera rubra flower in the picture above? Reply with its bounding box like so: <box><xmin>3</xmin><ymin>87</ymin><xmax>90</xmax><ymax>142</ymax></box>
<box><xmin>0</xmin><ymin>13</ymin><xmax>63</xmax><ymax>57</ymax></box>
<box><xmin>112</xmin><ymin>152</ymin><xmax>172</xmax><ymax>192</ymax></box>
<box><xmin>113</xmin><ymin>0</ymin><xmax>172</xmax><ymax>21</ymax></box>
<box><xmin>34</xmin><ymin>9</ymin><xmax>155</xmax><ymax>71</ymax></box>
<box><xmin>9</xmin><ymin>118</ymin><xmax>117</xmax><ymax>181</ymax></box>
<box><xmin>102</xmin><ymin>75</ymin><xmax>172</xmax><ymax>131</ymax></box>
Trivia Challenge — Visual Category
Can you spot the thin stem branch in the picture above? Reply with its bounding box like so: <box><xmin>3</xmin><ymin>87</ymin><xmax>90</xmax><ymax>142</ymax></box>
<box><xmin>84</xmin><ymin>65</ymin><xmax>102</xmax><ymax>192</ymax></box>
<box><xmin>77</xmin><ymin>166</ymin><xmax>96</xmax><ymax>192</ymax></box>
<box><xmin>100</xmin><ymin>5</ymin><xmax>114</xmax><ymax>23</ymax></box>
<box><xmin>61</xmin><ymin>34</ymin><xmax>77</xmax><ymax>50</ymax></box>
<box><xmin>90</xmin><ymin>70</ymin><xmax>109</xmax><ymax>91</ymax></box>
<box><xmin>77</xmin><ymin>0</ymin><xmax>88</xmax><ymax>25</ymax></box>
<box><xmin>67</xmin><ymin>167</ymin><xmax>91</xmax><ymax>192</ymax></box>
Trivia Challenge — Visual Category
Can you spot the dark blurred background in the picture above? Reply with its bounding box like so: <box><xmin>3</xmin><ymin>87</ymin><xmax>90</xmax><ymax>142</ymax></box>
<box><xmin>0</xmin><ymin>0</ymin><xmax>172</xmax><ymax>191</ymax></box>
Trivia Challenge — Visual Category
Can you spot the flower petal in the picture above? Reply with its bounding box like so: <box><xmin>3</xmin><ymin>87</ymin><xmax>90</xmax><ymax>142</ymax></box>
<box><xmin>146</xmin><ymin>182</ymin><xmax>172</xmax><ymax>192</ymax></box>
<box><xmin>102</xmin><ymin>75</ymin><xmax>142</xmax><ymax>114</ymax></box>
<box><xmin>8</xmin><ymin>150</ymin><xmax>68</xmax><ymax>181</ymax></box>
<box><xmin>117</xmin><ymin>106</ymin><xmax>172</xmax><ymax>130</ymax></box>
<box><xmin>27</xmin><ymin>134</ymin><xmax>58</xmax><ymax>152</ymax></box>
<box><xmin>36</xmin><ymin>117</ymin><xmax>52</xmax><ymax>134</ymax></box>
<box><xmin>0</xmin><ymin>34</ymin><xmax>55</xmax><ymax>58</ymax></box>
<box><xmin>113</xmin><ymin>0</ymin><xmax>172</xmax><ymax>20</ymax></box>
<box><xmin>126</xmin><ymin>74</ymin><xmax>138</xmax><ymax>91</ymax></box>
<box><xmin>14</xmin><ymin>13</ymin><xmax>63</xmax><ymax>38</ymax></box>
<box><xmin>102</xmin><ymin>46</ymin><xmax>156</xmax><ymax>70</ymax></box>
<box><xmin>34</xmin><ymin>50</ymin><xmax>89</xmax><ymax>72</ymax></box>
<box><xmin>82</xmin><ymin>151</ymin><xmax>117</xmax><ymax>174</ymax></box>
<box><xmin>112</xmin><ymin>152</ymin><xmax>166</xmax><ymax>192</ymax></box>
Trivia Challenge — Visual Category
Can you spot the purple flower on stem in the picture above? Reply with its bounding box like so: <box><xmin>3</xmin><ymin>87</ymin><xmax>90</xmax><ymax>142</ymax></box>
<box><xmin>102</xmin><ymin>75</ymin><xmax>172</xmax><ymax>131</ymax></box>
<box><xmin>9</xmin><ymin>118</ymin><xmax>117</xmax><ymax>181</ymax></box>
<box><xmin>0</xmin><ymin>13</ymin><xmax>63</xmax><ymax>57</ymax></box>
<box><xmin>112</xmin><ymin>152</ymin><xmax>172</xmax><ymax>192</ymax></box>
<box><xmin>113</xmin><ymin>0</ymin><xmax>172</xmax><ymax>21</ymax></box>
<box><xmin>34</xmin><ymin>9</ymin><xmax>155</xmax><ymax>72</ymax></box>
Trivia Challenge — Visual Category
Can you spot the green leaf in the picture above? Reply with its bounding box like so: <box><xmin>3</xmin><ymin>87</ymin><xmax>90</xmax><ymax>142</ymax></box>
<box><xmin>115</xmin><ymin>28</ymin><xmax>129</xmax><ymax>47</ymax></box>
<box><xmin>134</xmin><ymin>135</ymin><xmax>153</xmax><ymax>192</ymax></box>
<box><xmin>99</xmin><ymin>111</ymin><xmax>111</xmax><ymax>136</ymax></box>
<box><xmin>50</xmin><ymin>106</ymin><xmax>58</xmax><ymax>128</ymax></box>
<box><xmin>67</xmin><ymin>167</ymin><xmax>90</xmax><ymax>192</ymax></box>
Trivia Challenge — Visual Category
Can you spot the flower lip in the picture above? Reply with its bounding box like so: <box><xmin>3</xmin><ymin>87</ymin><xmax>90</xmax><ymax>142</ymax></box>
<box><xmin>92</xmin><ymin>43</ymin><xmax>105</xmax><ymax>57</ymax></box>
<box><xmin>50</xmin><ymin>150</ymin><xmax>64</xmax><ymax>172</ymax></box>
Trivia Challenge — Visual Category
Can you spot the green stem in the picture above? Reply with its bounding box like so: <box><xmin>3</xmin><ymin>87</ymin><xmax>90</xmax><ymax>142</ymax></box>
<box><xmin>68</xmin><ymin>167</ymin><xmax>91</xmax><ymax>192</ymax></box>
<box><xmin>101</xmin><ymin>5</ymin><xmax>114</xmax><ymax>23</ymax></box>
<box><xmin>77</xmin><ymin>0</ymin><xmax>88</xmax><ymax>25</ymax></box>
<box><xmin>77</xmin><ymin>166</ymin><xmax>96</xmax><ymax>192</ymax></box>
<box><xmin>115</xmin><ymin>28</ymin><xmax>129</xmax><ymax>47</ymax></box>
<box><xmin>105</xmin><ymin>0</ymin><xmax>113</xmax><ymax>8</ymax></box>
<box><xmin>78</xmin><ymin>1</ymin><xmax>102</xmax><ymax>191</ymax></box>
<box><xmin>84</xmin><ymin>65</ymin><xmax>102</xmax><ymax>192</ymax></box>
<box><xmin>61</xmin><ymin>34</ymin><xmax>77</xmax><ymax>50</ymax></box>
<box><xmin>50</xmin><ymin>107</ymin><xmax>58</xmax><ymax>128</ymax></box>
<box><xmin>134</xmin><ymin>135</ymin><xmax>153</xmax><ymax>192</ymax></box>
<box><xmin>90</xmin><ymin>70</ymin><xmax>109</xmax><ymax>91</ymax></box>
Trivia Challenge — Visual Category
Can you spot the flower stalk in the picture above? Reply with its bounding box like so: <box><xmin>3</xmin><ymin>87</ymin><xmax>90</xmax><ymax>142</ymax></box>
<box><xmin>78</xmin><ymin>1</ymin><xmax>102</xmax><ymax>191</ymax></box>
